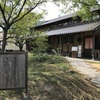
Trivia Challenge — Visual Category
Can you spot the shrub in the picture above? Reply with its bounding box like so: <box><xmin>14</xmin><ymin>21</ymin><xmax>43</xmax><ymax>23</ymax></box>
<box><xmin>29</xmin><ymin>53</ymin><xmax>66</xmax><ymax>64</ymax></box>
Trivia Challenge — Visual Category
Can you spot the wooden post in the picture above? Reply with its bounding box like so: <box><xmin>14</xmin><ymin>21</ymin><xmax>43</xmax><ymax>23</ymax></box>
<box><xmin>59</xmin><ymin>35</ymin><xmax>62</xmax><ymax>54</ymax></box>
<box><xmin>67</xmin><ymin>42</ymin><xmax>69</xmax><ymax>57</ymax></box>
<box><xmin>82</xmin><ymin>32</ymin><xmax>84</xmax><ymax>58</ymax></box>
<box><xmin>67</xmin><ymin>35</ymin><xmax>69</xmax><ymax>57</ymax></box>
<box><xmin>92</xmin><ymin>31</ymin><xmax>95</xmax><ymax>60</ymax></box>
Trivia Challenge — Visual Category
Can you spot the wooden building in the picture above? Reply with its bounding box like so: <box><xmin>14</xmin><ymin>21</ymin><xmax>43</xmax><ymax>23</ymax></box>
<box><xmin>35</xmin><ymin>11</ymin><xmax>100</xmax><ymax>60</ymax></box>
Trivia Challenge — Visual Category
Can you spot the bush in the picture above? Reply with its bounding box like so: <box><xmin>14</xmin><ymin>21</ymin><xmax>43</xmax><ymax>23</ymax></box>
<box><xmin>29</xmin><ymin>53</ymin><xmax>66</xmax><ymax>64</ymax></box>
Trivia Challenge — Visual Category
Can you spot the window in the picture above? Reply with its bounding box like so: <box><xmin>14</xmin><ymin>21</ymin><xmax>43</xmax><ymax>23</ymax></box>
<box><xmin>85</xmin><ymin>37</ymin><xmax>93</xmax><ymax>49</ymax></box>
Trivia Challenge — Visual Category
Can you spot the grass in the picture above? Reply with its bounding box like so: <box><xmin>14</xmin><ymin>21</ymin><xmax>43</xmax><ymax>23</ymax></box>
<box><xmin>28</xmin><ymin>53</ymin><xmax>100</xmax><ymax>100</ymax></box>
<box><xmin>0</xmin><ymin>53</ymin><xmax>100</xmax><ymax>100</ymax></box>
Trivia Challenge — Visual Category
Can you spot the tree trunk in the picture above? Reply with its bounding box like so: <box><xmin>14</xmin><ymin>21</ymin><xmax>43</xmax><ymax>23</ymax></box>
<box><xmin>19</xmin><ymin>45</ymin><xmax>23</xmax><ymax>51</ymax></box>
<box><xmin>2</xmin><ymin>29</ymin><xmax>8</xmax><ymax>52</ymax></box>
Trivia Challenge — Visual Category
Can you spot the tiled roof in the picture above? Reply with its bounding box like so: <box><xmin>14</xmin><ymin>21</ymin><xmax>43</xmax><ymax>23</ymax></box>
<box><xmin>36</xmin><ymin>13</ymin><xmax>76</xmax><ymax>27</ymax></box>
<box><xmin>46</xmin><ymin>21</ymin><xmax>100</xmax><ymax>36</ymax></box>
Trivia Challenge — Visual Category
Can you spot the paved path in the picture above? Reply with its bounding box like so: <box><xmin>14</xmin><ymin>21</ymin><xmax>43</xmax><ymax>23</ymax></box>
<box><xmin>66</xmin><ymin>57</ymin><xmax>100</xmax><ymax>87</ymax></box>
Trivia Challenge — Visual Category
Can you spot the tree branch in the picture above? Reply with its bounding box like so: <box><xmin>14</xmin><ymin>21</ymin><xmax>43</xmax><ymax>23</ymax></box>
<box><xmin>79</xmin><ymin>1</ymin><xmax>92</xmax><ymax>6</ymax></box>
<box><xmin>3</xmin><ymin>0</ymin><xmax>7</xmax><ymax>12</ymax></box>
<box><xmin>22</xmin><ymin>41</ymin><xmax>26</xmax><ymax>45</ymax></box>
<box><xmin>0</xmin><ymin>24</ymin><xmax>4</xmax><ymax>29</ymax></box>
<box><xmin>8</xmin><ymin>0</ymin><xmax>21</xmax><ymax>22</ymax></box>
<box><xmin>12</xmin><ymin>0</ymin><xmax>44</xmax><ymax>24</ymax></box>
<box><xmin>6</xmin><ymin>36</ymin><xmax>29</xmax><ymax>40</ymax></box>
<box><xmin>7</xmin><ymin>1</ymin><xmax>15</xmax><ymax>22</ymax></box>
<box><xmin>6</xmin><ymin>40</ymin><xmax>20</xmax><ymax>48</ymax></box>
<box><xmin>0</xmin><ymin>4</ymin><xmax>8</xmax><ymax>24</ymax></box>
<box><xmin>11</xmin><ymin>0</ymin><xmax>27</xmax><ymax>24</ymax></box>
<box><xmin>7</xmin><ymin>38</ymin><xmax>26</xmax><ymax>47</ymax></box>
<box><xmin>13</xmin><ymin>0</ymin><xmax>21</xmax><ymax>9</ymax></box>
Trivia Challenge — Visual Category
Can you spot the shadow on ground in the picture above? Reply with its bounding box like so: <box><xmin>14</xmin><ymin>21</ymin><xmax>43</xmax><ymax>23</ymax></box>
<box><xmin>28</xmin><ymin>61</ymin><xmax>100</xmax><ymax>100</ymax></box>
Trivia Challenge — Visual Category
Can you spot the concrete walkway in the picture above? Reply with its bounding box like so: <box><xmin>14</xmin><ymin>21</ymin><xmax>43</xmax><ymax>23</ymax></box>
<box><xmin>66</xmin><ymin>57</ymin><xmax>100</xmax><ymax>87</ymax></box>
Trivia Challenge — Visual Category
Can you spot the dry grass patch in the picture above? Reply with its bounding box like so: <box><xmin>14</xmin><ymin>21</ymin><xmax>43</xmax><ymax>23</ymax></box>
<box><xmin>90</xmin><ymin>63</ymin><xmax>100</xmax><ymax>71</ymax></box>
<box><xmin>86</xmin><ymin>61</ymin><xmax>100</xmax><ymax>71</ymax></box>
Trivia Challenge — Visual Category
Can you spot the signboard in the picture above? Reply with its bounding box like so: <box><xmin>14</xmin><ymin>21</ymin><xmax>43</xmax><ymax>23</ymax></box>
<box><xmin>0</xmin><ymin>52</ymin><xmax>27</xmax><ymax>90</ymax></box>
<box><xmin>72</xmin><ymin>46</ymin><xmax>78</xmax><ymax>51</ymax></box>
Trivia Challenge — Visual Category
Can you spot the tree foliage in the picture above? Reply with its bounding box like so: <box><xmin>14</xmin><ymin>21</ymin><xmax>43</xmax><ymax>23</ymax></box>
<box><xmin>56</xmin><ymin>0</ymin><xmax>100</xmax><ymax>21</ymax></box>
<box><xmin>7</xmin><ymin>12</ymin><xmax>43</xmax><ymax>51</ymax></box>
<box><xmin>27</xmin><ymin>31</ymin><xmax>48</xmax><ymax>54</ymax></box>
<box><xmin>0</xmin><ymin>0</ymin><xmax>47</xmax><ymax>51</ymax></box>
<box><xmin>73</xmin><ymin>0</ymin><xmax>100</xmax><ymax>21</ymax></box>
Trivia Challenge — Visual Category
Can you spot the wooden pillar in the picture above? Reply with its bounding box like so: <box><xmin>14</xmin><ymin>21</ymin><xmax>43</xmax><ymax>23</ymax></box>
<box><xmin>92</xmin><ymin>31</ymin><xmax>95</xmax><ymax>60</ymax></box>
<box><xmin>59</xmin><ymin>35</ymin><xmax>62</xmax><ymax>54</ymax></box>
<box><xmin>82</xmin><ymin>32</ymin><xmax>84</xmax><ymax>58</ymax></box>
<box><xmin>73</xmin><ymin>33</ymin><xmax>75</xmax><ymax>46</ymax></box>
<box><xmin>67</xmin><ymin>42</ymin><xmax>69</xmax><ymax>57</ymax></box>
<box><xmin>67</xmin><ymin>35</ymin><xmax>70</xmax><ymax>57</ymax></box>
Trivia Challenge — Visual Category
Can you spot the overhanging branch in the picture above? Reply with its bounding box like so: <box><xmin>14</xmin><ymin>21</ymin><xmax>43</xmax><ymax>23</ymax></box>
<box><xmin>0</xmin><ymin>24</ymin><xmax>4</xmax><ymax>29</ymax></box>
<box><xmin>11</xmin><ymin>0</ymin><xmax>27</xmax><ymax>24</ymax></box>
<box><xmin>7</xmin><ymin>1</ymin><xmax>15</xmax><ymax>22</ymax></box>
<box><xmin>3</xmin><ymin>0</ymin><xmax>7</xmax><ymax>12</ymax></box>
<box><xmin>12</xmin><ymin>0</ymin><xmax>45</xmax><ymax>24</ymax></box>
<box><xmin>79</xmin><ymin>1</ymin><xmax>92</xmax><ymax>6</ymax></box>
<box><xmin>0</xmin><ymin>4</ymin><xmax>8</xmax><ymax>24</ymax></box>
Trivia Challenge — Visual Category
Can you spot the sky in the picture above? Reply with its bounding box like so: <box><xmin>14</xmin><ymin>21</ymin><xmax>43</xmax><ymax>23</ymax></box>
<box><xmin>44</xmin><ymin>2</ymin><xmax>76</xmax><ymax>21</ymax></box>
<box><xmin>44</xmin><ymin>2</ymin><xmax>62</xmax><ymax>21</ymax></box>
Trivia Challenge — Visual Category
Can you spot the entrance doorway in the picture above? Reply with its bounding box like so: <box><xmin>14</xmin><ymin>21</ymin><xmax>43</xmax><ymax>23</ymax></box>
<box><xmin>84</xmin><ymin>37</ymin><xmax>93</xmax><ymax>58</ymax></box>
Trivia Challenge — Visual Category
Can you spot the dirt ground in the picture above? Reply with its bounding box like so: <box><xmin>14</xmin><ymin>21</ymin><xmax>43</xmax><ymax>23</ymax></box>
<box><xmin>88</xmin><ymin>62</ymin><xmax>100</xmax><ymax>71</ymax></box>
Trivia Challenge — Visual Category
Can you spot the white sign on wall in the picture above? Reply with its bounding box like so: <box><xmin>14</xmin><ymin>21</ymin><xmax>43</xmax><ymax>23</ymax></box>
<box><xmin>72</xmin><ymin>46</ymin><xmax>78</xmax><ymax>51</ymax></box>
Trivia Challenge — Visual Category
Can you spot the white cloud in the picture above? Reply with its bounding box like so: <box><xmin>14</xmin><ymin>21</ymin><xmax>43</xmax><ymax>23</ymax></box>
<box><xmin>33</xmin><ymin>2</ymin><xmax>64</xmax><ymax>21</ymax></box>
<box><xmin>44</xmin><ymin>2</ymin><xmax>62</xmax><ymax>20</ymax></box>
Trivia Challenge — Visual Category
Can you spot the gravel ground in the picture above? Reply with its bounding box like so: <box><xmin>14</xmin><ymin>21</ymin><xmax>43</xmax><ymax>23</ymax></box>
<box><xmin>66</xmin><ymin>57</ymin><xmax>100</xmax><ymax>87</ymax></box>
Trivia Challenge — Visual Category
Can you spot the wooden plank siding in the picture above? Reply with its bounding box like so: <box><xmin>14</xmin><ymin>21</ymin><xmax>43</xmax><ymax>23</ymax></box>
<box><xmin>0</xmin><ymin>52</ymin><xmax>27</xmax><ymax>90</ymax></box>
